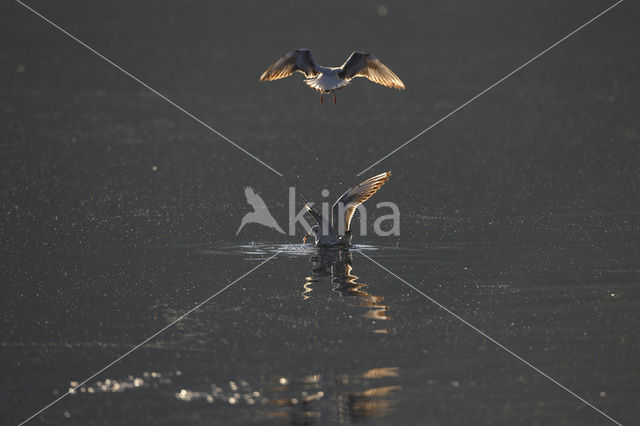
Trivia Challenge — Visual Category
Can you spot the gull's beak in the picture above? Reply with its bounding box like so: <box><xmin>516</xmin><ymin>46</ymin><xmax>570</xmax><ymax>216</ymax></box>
<box><xmin>303</xmin><ymin>233</ymin><xmax>310</xmax><ymax>243</ymax></box>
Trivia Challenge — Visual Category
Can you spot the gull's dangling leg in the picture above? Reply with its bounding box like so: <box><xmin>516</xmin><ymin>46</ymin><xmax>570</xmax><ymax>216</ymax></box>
<box><xmin>332</xmin><ymin>93</ymin><xmax>336</xmax><ymax>104</ymax></box>
<box><xmin>320</xmin><ymin>94</ymin><xmax>323</xmax><ymax>104</ymax></box>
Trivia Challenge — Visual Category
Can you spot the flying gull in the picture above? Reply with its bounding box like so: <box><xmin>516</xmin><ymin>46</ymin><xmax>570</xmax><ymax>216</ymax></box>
<box><xmin>302</xmin><ymin>172</ymin><xmax>391</xmax><ymax>246</ymax></box>
<box><xmin>260</xmin><ymin>50</ymin><xmax>405</xmax><ymax>103</ymax></box>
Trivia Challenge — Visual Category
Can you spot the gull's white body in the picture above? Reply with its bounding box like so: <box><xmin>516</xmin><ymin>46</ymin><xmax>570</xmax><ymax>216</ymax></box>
<box><xmin>303</xmin><ymin>68</ymin><xmax>350</xmax><ymax>93</ymax></box>
<box><xmin>260</xmin><ymin>50</ymin><xmax>404</xmax><ymax>101</ymax></box>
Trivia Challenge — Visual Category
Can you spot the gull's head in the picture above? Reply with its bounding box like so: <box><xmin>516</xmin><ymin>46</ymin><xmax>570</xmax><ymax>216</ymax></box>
<box><xmin>303</xmin><ymin>225</ymin><xmax>321</xmax><ymax>244</ymax></box>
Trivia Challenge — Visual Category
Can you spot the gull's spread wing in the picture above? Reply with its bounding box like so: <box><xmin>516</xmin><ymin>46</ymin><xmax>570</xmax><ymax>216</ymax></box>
<box><xmin>332</xmin><ymin>172</ymin><xmax>391</xmax><ymax>234</ymax></box>
<box><xmin>340</xmin><ymin>51</ymin><xmax>405</xmax><ymax>90</ymax></box>
<box><xmin>304</xmin><ymin>201</ymin><xmax>337</xmax><ymax>236</ymax></box>
<box><xmin>260</xmin><ymin>49</ymin><xmax>320</xmax><ymax>81</ymax></box>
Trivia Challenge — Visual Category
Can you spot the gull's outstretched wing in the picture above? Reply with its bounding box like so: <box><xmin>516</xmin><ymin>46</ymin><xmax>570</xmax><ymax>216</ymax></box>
<box><xmin>304</xmin><ymin>201</ymin><xmax>337</xmax><ymax>236</ymax></box>
<box><xmin>339</xmin><ymin>51</ymin><xmax>405</xmax><ymax>90</ymax></box>
<box><xmin>245</xmin><ymin>186</ymin><xmax>268</xmax><ymax>211</ymax></box>
<box><xmin>332</xmin><ymin>172</ymin><xmax>391</xmax><ymax>234</ymax></box>
<box><xmin>260</xmin><ymin>49</ymin><xmax>320</xmax><ymax>81</ymax></box>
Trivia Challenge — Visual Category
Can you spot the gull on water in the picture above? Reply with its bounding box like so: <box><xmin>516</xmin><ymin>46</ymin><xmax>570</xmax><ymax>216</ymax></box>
<box><xmin>302</xmin><ymin>172</ymin><xmax>391</xmax><ymax>247</ymax></box>
<box><xmin>260</xmin><ymin>50</ymin><xmax>405</xmax><ymax>103</ymax></box>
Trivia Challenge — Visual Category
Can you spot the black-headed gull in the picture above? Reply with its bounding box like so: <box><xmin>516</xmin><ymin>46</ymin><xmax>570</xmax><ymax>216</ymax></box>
<box><xmin>260</xmin><ymin>50</ymin><xmax>405</xmax><ymax>103</ymax></box>
<box><xmin>302</xmin><ymin>172</ymin><xmax>391</xmax><ymax>246</ymax></box>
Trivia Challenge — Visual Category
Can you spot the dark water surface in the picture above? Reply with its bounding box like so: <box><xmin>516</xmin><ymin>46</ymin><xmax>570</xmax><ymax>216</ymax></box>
<box><xmin>2</xmin><ymin>0</ymin><xmax>640</xmax><ymax>425</ymax></box>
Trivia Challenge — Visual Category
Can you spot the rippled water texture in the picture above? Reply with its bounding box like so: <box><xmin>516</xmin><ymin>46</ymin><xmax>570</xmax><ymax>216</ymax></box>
<box><xmin>3</xmin><ymin>0</ymin><xmax>640</xmax><ymax>425</ymax></box>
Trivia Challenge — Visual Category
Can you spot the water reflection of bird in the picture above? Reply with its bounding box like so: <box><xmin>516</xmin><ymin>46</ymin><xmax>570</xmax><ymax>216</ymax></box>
<box><xmin>236</xmin><ymin>186</ymin><xmax>285</xmax><ymax>235</ymax></box>
<box><xmin>260</xmin><ymin>49</ymin><xmax>405</xmax><ymax>104</ymax></box>
<box><xmin>262</xmin><ymin>367</ymin><xmax>401</xmax><ymax>424</ymax></box>
<box><xmin>302</xmin><ymin>172</ymin><xmax>391</xmax><ymax>247</ymax></box>
<box><xmin>303</xmin><ymin>248</ymin><xmax>390</xmax><ymax>332</ymax></box>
